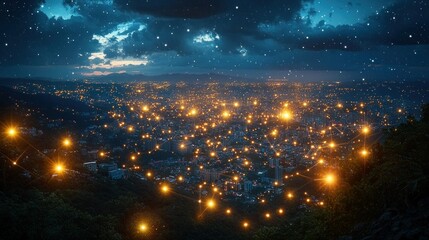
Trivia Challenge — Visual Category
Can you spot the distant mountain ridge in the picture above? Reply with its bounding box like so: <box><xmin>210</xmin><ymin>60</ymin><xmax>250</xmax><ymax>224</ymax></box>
<box><xmin>85</xmin><ymin>72</ymin><xmax>256</xmax><ymax>83</ymax></box>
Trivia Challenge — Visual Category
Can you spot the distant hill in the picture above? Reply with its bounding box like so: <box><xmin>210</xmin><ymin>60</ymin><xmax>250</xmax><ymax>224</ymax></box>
<box><xmin>85</xmin><ymin>72</ymin><xmax>257</xmax><ymax>83</ymax></box>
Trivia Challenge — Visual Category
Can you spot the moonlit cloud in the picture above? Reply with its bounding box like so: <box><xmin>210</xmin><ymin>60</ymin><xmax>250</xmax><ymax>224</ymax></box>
<box><xmin>193</xmin><ymin>32</ymin><xmax>220</xmax><ymax>43</ymax></box>
<box><xmin>0</xmin><ymin>0</ymin><xmax>427</xmax><ymax>81</ymax></box>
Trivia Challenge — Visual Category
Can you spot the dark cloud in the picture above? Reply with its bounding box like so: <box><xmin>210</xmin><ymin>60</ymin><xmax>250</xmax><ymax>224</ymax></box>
<box><xmin>0</xmin><ymin>0</ymin><xmax>427</xmax><ymax>78</ymax></box>
<box><xmin>114</xmin><ymin>0</ymin><xmax>228</xmax><ymax>19</ymax></box>
<box><xmin>0</xmin><ymin>0</ymin><xmax>98</xmax><ymax>65</ymax></box>
<box><xmin>282</xmin><ymin>0</ymin><xmax>429</xmax><ymax>51</ymax></box>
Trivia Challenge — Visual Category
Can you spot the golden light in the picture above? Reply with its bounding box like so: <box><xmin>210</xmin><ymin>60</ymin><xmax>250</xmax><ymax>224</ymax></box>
<box><xmin>62</xmin><ymin>138</ymin><xmax>71</xmax><ymax>147</ymax></box>
<box><xmin>324</xmin><ymin>174</ymin><xmax>336</xmax><ymax>185</ymax></box>
<box><xmin>242</xmin><ymin>221</ymin><xmax>249</xmax><ymax>228</ymax></box>
<box><xmin>210</xmin><ymin>152</ymin><xmax>216</xmax><ymax>157</ymax></box>
<box><xmin>146</xmin><ymin>171</ymin><xmax>152</xmax><ymax>177</ymax></box>
<box><xmin>189</xmin><ymin>108</ymin><xmax>198</xmax><ymax>116</ymax></box>
<box><xmin>142</xmin><ymin>105</ymin><xmax>149</xmax><ymax>112</ymax></box>
<box><xmin>337</xmin><ymin>103</ymin><xmax>343</xmax><ymax>108</ymax></box>
<box><xmin>318</xmin><ymin>159</ymin><xmax>324</xmax><ymax>164</ymax></box>
<box><xmin>303</xmin><ymin>102</ymin><xmax>308</xmax><ymax>107</ymax></box>
<box><xmin>161</xmin><ymin>184</ymin><xmax>169</xmax><ymax>193</ymax></box>
<box><xmin>280</xmin><ymin>110</ymin><xmax>292</xmax><ymax>120</ymax></box>
<box><xmin>207</xmin><ymin>199</ymin><xmax>216</xmax><ymax>209</ymax></box>
<box><xmin>271</xmin><ymin>129</ymin><xmax>278</xmax><ymax>136</ymax></box>
<box><xmin>226</xmin><ymin>209</ymin><xmax>232</xmax><ymax>215</ymax></box>
<box><xmin>138</xmin><ymin>223</ymin><xmax>148</xmax><ymax>232</ymax></box>
<box><xmin>180</xmin><ymin>144</ymin><xmax>185</xmax><ymax>149</ymax></box>
<box><xmin>131</xmin><ymin>155</ymin><xmax>136</xmax><ymax>161</ymax></box>
<box><xmin>360</xmin><ymin>149</ymin><xmax>369</xmax><ymax>157</ymax></box>
<box><xmin>362</xmin><ymin>126</ymin><xmax>370</xmax><ymax>134</ymax></box>
<box><xmin>99</xmin><ymin>152</ymin><xmax>105</xmax><ymax>157</ymax></box>
<box><xmin>233</xmin><ymin>102</ymin><xmax>239</xmax><ymax>107</ymax></box>
<box><xmin>287</xmin><ymin>192</ymin><xmax>293</xmax><ymax>199</ymax></box>
<box><xmin>329</xmin><ymin>142</ymin><xmax>336</xmax><ymax>148</ymax></box>
<box><xmin>306</xmin><ymin>198</ymin><xmax>311</xmax><ymax>203</ymax></box>
<box><xmin>233</xmin><ymin>176</ymin><xmax>239</xmax><ymax>181</ymax></box>
<box><xmin>178</xmin><ymin>176</ymin><xmax>184</xmax><ymax>182</ymax></box>
<box><xmin>127</xmin><ymin>126</ymin><xmax>134</xmax><ymax>132</ymax></box>
<box><xmin>265</xmin><ymin>213</ymin><xmax>271</xmax><ymax>219</ymax></box>
<box><xmin>222</xmin><ymin>111</ymin><xmax>231</xmax><ymax>118</ymax></box>
<box><xmin>54</xmin><ymin>164</ymin><xmax>64</xmax><ymax>173</ymax></box>
<box><xmin>278</xmin><ymin>208</ymin><xmax>284</xmax><ymax>214</ymax></box>
<box><xmin>6</xmin><ymin>127</ymin><xmax>17</xmax><ymax>137</ymax></box>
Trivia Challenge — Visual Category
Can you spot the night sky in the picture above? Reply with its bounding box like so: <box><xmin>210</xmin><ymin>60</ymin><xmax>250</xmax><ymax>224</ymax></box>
<box><xmin>0</xmin><ymin>0</ymin><xmax>428</xmax><ymax>81</ymax></box>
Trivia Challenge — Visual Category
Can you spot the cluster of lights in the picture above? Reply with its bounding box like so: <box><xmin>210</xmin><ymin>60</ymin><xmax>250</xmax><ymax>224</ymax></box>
<box><xmin>3</xmin><ymin>97</ymin><xmax>379</xmax><ymax>234</ymax></box>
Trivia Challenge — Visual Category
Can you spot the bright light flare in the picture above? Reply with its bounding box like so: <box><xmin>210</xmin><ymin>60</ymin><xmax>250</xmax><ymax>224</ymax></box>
<box><xmin>7</xmin><ymin>127</ymin><xmax>17</xmax><ymax>137</ymax></box>
<box><xmin>222</xmin><ymin>111</ymin><xmax>231</xmax><ymax>118</ymax></box>
<box><xmin>161</xmin><ymin>184</ymin><xmax>169</xmax><ymax>193</ymax></box>
<box><xmin>360</xmin><ymin>149</ymin><xmax>369</xmax><ymax>157</ymax></box>
<box><xmin>207</xmin><ymin>199</ymin><xmax>216</xmax><ymax>209</ymax></box>
<box><xmin>280</xmin><ymin>110</ymin><xmax>292</xmax><ymax>121</ymax></box>
<box><xmin>242</xmin><ymin>221</ymin><xmax>249</xmax><ymax>228</ymax></box>
<box><xmin>138</xmin><ymin>223</ymin><xmax>148</xmax><ymax>232</ymax></box>
<box><xmin>324</xmin><ymin>174</ymin><xmax>336</xmax><ymax>185</ymax></box>
<box><xmin>362</xmin><ymin>126</ymin><xmax>370</xmax><ymax>134</ymax></box>
<box><xmin>54</xmin><ymin>164</ymin><xmax>64</xmax><ymax>173</ymax></box>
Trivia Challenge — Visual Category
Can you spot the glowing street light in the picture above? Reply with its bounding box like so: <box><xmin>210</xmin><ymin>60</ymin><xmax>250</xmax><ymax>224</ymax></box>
<box><xmin>226</xmin><ymin>209</ymin><xmax>232</xmax><ymax>215</ymax></box>
<box><xmin>7</xmin><ymin>127</ymin><xmax>17</xmax><ymax>137</ymax></box>
<box><xmin>62</xmin><ymin>138</ymin><xmax>71</xmax><ymax>147</ymax></box>
<box><xmin>280</xmin><ymin>110</ymin><xmax>292</xmax><ymax>121</ymax></box>
<box><xmin>362</xmin><ymin>126</ymin><xmax>370</xmax><ymax>134</ymax></box>
<box><xmin>138</xmin><ymin>223</ymin><xmax>148</xmax><ymax>232</ymax></box>
<box><xmin>54</xmin><ymin>163</ymin><xmax>64</xmax><ymax>174</ymax></box>
<box><xmin>360</xmin><ymin>149</ymin><xmax>369</xmax><ymax>157</ymax></box>
<box><xmin>222</xmin><ymin>111</ymin><xmax>231</xmax><ymax>118</ymax></box>
<box><xmin>287</xmin><ymin>192</ymin><xmax>293</xmax><ymax>199</ymax></box>
<box><xmin>265</xmin><ymin>213</ymin><xmax>271</xmax><ymax>219</ymax></box>
<box><xmin>242</xmin><ymin>221</ymin><xmax>249</xmax><ymax>228</ymax></box>
<box><xmin>207</xmin><ymin>199</ymin><xmax>216</xmax><ymax>209</ymax></box>
<box><xmin>277</xmin><ymin>208</ymin><xmax>284</xmax><ymax>214</ymax></box>
<box><xmin>161</xmin><ymin>184</ymin><xmax>169</xmax><ymax>194</ymax></box>
<box><xmin>324</xmin><ymin>174</ymin><xmax>336</xmax><ymax>185</ymax></box>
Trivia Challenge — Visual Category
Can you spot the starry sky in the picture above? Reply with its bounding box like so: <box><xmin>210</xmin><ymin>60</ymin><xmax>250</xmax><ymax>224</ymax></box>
<box><xmin>0</xmin><ymin>0</ymin><xmax>428</xmax><ymax>81</ymax></box>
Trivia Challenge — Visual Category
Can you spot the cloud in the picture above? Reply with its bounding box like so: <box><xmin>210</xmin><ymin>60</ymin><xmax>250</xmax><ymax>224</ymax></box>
<box><xmin>0</xmin><ymin>0</ymin><xmax>98</xmax><ymax>65</ymax></box>
<box><xmin>114</xmin><ymin>0</ymin><xmax>228</xmax><ymax>19</ymax></box>
<box><xmin>0</xmin><ymin>0</ymin><xmax>427</xmax><ymax>76</ymax></box>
